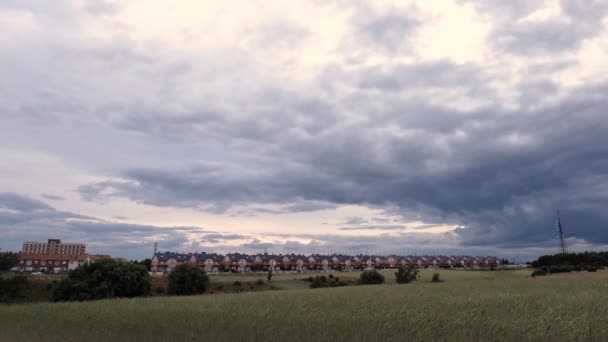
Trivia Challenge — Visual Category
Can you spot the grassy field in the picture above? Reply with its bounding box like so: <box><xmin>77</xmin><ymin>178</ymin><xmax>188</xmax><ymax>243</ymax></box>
<box><xmin>1</xmin><ymin>269</ymin><xmax>607</xmax><ymax>341</ymax></box>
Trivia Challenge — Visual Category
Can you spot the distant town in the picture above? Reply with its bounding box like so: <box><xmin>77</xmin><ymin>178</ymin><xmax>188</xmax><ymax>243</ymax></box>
<box><xmin>8</xmin><ymin>238</ymin><xmax>504</xmax><ymax>274</ymax></box>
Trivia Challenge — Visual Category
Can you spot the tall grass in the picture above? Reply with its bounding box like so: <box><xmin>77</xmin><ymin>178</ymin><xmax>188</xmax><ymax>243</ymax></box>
<box><xmin>1</xmin><ymin>270</ymin><xmax>607</xmax><ymax>341</ymax></box>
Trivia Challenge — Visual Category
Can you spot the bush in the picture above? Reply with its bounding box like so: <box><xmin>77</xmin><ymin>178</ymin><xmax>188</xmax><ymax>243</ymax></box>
<box><xmin>0</xmin><ymin>275</ymin><xmax>30</xmax><ymax>303</ymax></box>
<box><xmin>256</xmin><ymin>278</ymin><xmax>264</xmax><ymax>286</ymax></box>
<box><xmin>531</xmin><ymin>268</ymin><xmax>547</xmax><ymax>277</ymax></box>
<box><xmin>309</xmin><ymin>275</ymin><xmax>348</xmax><ymax>289</ymax></box>
<box><xmin>167</xmin><ymin>264</ymin><xmax>209</xmax><ymax>296</ymax></box>
<box><xmin>233</xmin><ymin>280</ymin><xmax>242</xmax><ymax>286</ymax></box>
<box><xmin>155</xmin><ymin>286</ymin><xmax>165</xmax><ymax>294</ymax></box>
<box><xmin>395</xmin><ymin>265</ymin><xmax>419</xmax><ymax>284</ymax></box>
<box><xmin>53</xmin><ymin>259</ymin><xmax>150</xmax><ymax>301</ymax></box>
<box><xmin>310</xmin><ymin>276</ymin><xmax>329</xmax><ymax>289</ymax></box>
<box><xmin>431</xmin><ymin>273</ymin><xmax>441</xmax><ymax>283</ymax></box>
<box><xmin>360</xmin><ymin>270</ymin><xmax>385</xmax><ymax>285</ymax></box>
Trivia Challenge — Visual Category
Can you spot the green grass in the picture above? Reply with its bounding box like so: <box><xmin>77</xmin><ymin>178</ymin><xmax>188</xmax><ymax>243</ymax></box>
<box><xmin>2</xmin><ymin>270</ymin><xmax>607</xmax><ymax>341</ymax></box>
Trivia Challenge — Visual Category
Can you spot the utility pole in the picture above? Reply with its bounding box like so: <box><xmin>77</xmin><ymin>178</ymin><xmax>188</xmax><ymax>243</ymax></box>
<box><xmin>557</xmin><ymin>210</ymin><xmax>568</xmax><ymax>254</ymax></box>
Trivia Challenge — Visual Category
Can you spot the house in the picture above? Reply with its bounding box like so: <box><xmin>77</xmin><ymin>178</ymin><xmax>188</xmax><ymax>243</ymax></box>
<box><xmin>16</xmin><ymin>253</ymin><xmax>108</xmax><ymax>273</ymax></box>
<box><xmin>148</xmin><ymin>251</ymin><xmax>501</xmax><ymax>275</ymax></box>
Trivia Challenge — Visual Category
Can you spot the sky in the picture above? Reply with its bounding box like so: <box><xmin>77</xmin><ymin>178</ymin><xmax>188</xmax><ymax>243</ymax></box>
<box><xmin>1</xmin><ymin>0</ymin><xmax>608</xmax><ymax>261</ymax></box>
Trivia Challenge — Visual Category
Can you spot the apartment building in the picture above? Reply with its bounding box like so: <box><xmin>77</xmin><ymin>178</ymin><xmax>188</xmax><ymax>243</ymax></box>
<box><xmin>22</xmin><ymin>239</ymin><xmax>86</xmax><ymax>255</ymax></box>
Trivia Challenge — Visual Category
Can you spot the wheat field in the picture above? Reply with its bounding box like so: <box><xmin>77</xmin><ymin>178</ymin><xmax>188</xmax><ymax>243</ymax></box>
<box><xmin>1</xmin><ymin>270</ymin><xmax>607</xmax><ymax>341</ymax></box>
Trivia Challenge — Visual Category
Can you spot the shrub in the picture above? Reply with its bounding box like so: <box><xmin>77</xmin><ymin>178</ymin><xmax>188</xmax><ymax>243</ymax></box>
<box><xmin>167</xmin><ymin>264</ymin><xmax>209</xmax><ymax>296</ymax></box>
<box><xmin>531</xmin><ymin>268</ymin><xmax>547</xmax><ymax>277</ymax></box>
<box><xmin>360</xmin><ymin>270</ymin><xmax>385</xmax><ymax>285</ymax></box>
<box><xmin>53</xmin><ymin>259</ymin><xmax>150</xmax><ymax>301</ymax></box>
<box><xmin>233</xmin><ymin>280</ymin><xmax>242</xmax><ymax>286</ymax></box>
<box><xmin>0</xmin><ymin>275</ymin><xmax>30</xmax><ymax>303</ymax></box>
<box><xmin>395</xmin><ymin>266</ymin><xmax>419</xmax><ymax>284</ymax></box>
<box><xmin>155</xmin><ymin>286</ymin><xmax>165</xmax><ymax>294</ymax></box>
<box><xmin>431</xmin><ymin>273</ymin><xmax>441</xmax><ymax>283</ymax></box>
<box><xmin>256</xmin><ymin>278</ymin><xmax>264</xmax><ymax>286</ymax></box>
<box><xmin>308</xmin><ymin>276</ymin><xmax>314</xmax><ymax>282</ymax></box>
<box><xmin>310</xmin><ymin>276</ymin><xmax>329</xmax><ymax>289</ymax></box>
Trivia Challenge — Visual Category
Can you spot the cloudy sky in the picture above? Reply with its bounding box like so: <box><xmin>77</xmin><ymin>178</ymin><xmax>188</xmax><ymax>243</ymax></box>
<box><xmin>1</xmin><ymin>0</ymin><xmax>608</xmax><ymax>261</ymax></box>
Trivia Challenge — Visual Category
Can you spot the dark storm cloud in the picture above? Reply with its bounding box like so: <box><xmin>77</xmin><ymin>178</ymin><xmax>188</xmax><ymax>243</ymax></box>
<box><xmin>78</xmin><ymin>78</ymin><xmax>608</xmax><ymax>249</ymax></box>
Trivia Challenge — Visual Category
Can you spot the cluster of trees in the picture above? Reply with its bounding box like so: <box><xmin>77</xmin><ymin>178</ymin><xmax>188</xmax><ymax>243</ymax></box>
<box><xmin>531</xmin><ymin>251</ymin><xmax>608</xmax><ymax>268</ymax></box>
<box><xmin>0</xmin><ymin>252</ymin><xmax>19</xmax><ymax>271</ymax></box>
<box><xmin>530</xmin><ymin>251</ymin><xmax>607</xmax><ymax>277</ymax></box>
<box><xmin>53</xmin><ymin>259</ymin><xmax>151</xmax><ymax>301</ymax></box>
<box><xmin>53</xmin><ymin>261</ymin><xmax>210</xmax><ymax>301</ymax></box>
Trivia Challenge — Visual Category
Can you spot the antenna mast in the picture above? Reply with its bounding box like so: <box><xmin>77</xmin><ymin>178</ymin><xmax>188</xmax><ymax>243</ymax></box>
<box><xmin>556</xmin><ymin>210</ymin><xmax>568</xmax><ymax>254</ymax></box>
<box><xmin>153</xmin><ymin>242</ymin><xmax>158</xmax><ymax>255</ymax></box>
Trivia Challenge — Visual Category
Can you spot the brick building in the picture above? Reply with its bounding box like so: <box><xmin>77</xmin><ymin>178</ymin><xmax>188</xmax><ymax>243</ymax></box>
<box><xmin>16</xmin><ymin>239</ymin><xmax>108</xmax><ymax>273</ymax></box>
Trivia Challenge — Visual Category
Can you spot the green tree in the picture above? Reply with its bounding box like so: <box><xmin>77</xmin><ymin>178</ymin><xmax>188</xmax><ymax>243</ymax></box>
<box><xmin>167</xmin><ymin>264</ymin><xmax>209</xmax><ymax>296</ymax></box>
<box><xmin>130</xmin><ymin>258</ymin><xmax>152</xmax><ymax>271</ymax></box>
<box><xmin>395</xmin><ymin>265</ymin><xmax>419</xmax><ymax>284</ymax></box>
<box><xmin>359</xmin><ymin>269</ymin><xmax>385</xmax><ymax>285</ymax></box>
<box><xmin>53</xmin><ymin>259</ymin><xmax>151</xmax><ymax>301</ymax></box>
<box><xmin>0</xmin><ymin>252</ymin><xmax>19</xmax><ymax>271</ymax></box>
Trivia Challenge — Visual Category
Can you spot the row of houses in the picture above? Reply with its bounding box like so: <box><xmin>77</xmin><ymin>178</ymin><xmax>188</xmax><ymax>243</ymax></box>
<box><xmin>151</xmin><ymin>252</ymin><xmax>500</xmax><ymax>274</ymax></box>
<box><xmin>15</xmin><ymin>253</ymin><xmax>109</xmax><ymax>273</ymax></box>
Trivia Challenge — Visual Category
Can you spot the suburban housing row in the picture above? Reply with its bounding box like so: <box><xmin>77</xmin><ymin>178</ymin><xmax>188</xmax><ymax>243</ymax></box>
<box><xmin>151</xmin><ymin>252</ymin><xmax>501</xmax><ymax>274</ymax></box>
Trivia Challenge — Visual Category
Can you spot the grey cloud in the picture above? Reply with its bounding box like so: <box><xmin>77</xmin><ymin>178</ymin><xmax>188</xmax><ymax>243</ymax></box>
<box><xmin>201</xmin><ymin>233</ymin><xmax>248</xmax><ymax>243</ymax></box>
<box><xmin>344</xmin><ymin>3</ymin><xmax>423</xmax><ymax>56</ymax></box>
<box><xmin>83</xmin><ymin>0</ymin><xmax>120</xmax><ymax>16</ymax></box>
<box><xmin>41</xmin><ymin>194</ymin><xmax>65</xmax><ymax>201</ymax></box>
<box><xmin>463</xmin><ymin>0</ymin><xmax>608</xmax><ymax>55</ymax></box>
<box><xmin>338</xmin><ymin>225</ymin><xmax>405</xmax><ymax>231</ymax></box>
<box><xmin>1</xmin><ymin>193</ymin><xmax>52</xmax><ymax>212</ymax></box>
<box><xmin>355</xmin><ymin>60</ymin><xmax>486</xmax><ymax>92</ymax></box>
<box><xmin>343</xmin><ymin>217</ymin><xmax>369</xmax><ymax>225</ymax></box>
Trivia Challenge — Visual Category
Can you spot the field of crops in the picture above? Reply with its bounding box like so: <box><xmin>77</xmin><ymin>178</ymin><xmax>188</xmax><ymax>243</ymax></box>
<box><xmin>1</xmin><ymin>269</ymin><xmax>607</xmax><ymax>341</ymax></box>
